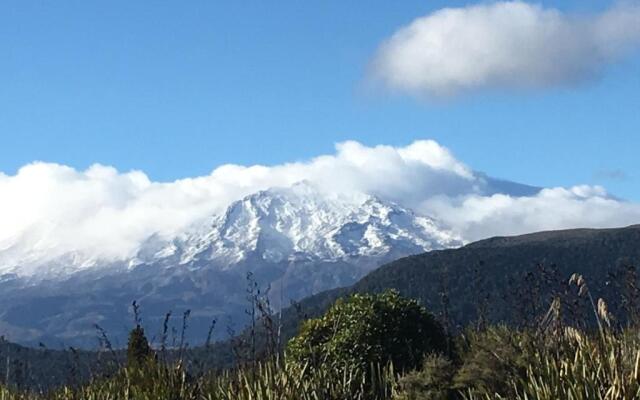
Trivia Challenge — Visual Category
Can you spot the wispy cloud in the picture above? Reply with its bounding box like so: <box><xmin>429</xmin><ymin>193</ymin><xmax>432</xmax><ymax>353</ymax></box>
<box><xmin>370</xmin><ymin>1</ymin><xmax>640</xmax><ymax>97</ymax></box>
<box><xmin>594</xmin><ymin>168</ymin><xmax>629</xmax><ymax>181</ymax></box>
<box><xmin>1</xmin><ymin>140</ymin><xmax>639</xmax><ymax>270</ymax></box>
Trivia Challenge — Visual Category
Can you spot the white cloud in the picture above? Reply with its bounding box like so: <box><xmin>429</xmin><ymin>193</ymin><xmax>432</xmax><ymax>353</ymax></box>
<box><xmin>422</xmin><ymin>185</ymin><xmax>640</xmax><ymax>242</ymax></box>
<box><xmin>370</xmin><ymin>1</ymin><xmax>640</xmax><ymax>97</ymax></box>
<box><xmin>0</xmin><ymin>140</ymin><xmax>476</xmax><ymax>268</ymax></box>
<box><xmin>1</xmin><ymin>140</ymin><xmax>639</xmax><ymax>271</ymax></box>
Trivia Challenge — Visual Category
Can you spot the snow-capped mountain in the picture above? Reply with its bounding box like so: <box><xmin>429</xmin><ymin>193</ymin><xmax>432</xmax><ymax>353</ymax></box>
<box><xmin>0</xmin><ymin>182</ymin><xmax>462</xmax><ymax>347</ymax></box>
<box><xmin>134</xmin><ymin>182</ymin><xmax>460</xmax><ymax>268</ymax></box>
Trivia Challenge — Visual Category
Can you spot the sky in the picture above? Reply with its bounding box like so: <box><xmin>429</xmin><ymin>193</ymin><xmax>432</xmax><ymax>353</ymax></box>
<box><xmin>1</xmin><ymin>0</ymin><xmax>638</xmax><ymax>198</ymax></box>
<box><xmin>1</xmin><ymin>1</ymin><xmax>640</xmax><ymax>267</ymax></box>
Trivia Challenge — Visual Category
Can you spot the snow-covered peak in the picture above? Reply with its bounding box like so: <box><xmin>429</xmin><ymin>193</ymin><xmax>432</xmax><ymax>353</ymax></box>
<box><xmin>139</xmin><ymin>181</ymin><xmax>462</xmax><ymax>268</ymax></box>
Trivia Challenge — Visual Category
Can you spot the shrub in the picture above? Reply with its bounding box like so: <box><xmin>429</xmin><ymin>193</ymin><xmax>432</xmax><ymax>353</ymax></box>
<box><xmin>287</xmin><ymin>290</ymin><xmax>448</xmax><ymax>372</ymax></box>
<box><xmin>453</xmin><ymin>326</ymin><xmax>532</xmax><ymax>396</ymax></box>
<box><xmin>394</xmin><ymin>354</ymin><xmax>457</xmax><ymax>400</ymax></box>
<box><xmin>126</xmin><ymin>325</ymin><xmax>153</xmax><ymax>368</ymax></box>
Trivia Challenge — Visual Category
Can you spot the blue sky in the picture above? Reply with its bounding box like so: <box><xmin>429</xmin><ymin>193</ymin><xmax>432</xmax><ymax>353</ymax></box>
<box><xmin>1</xmin><ymin>0</ymin><xmax>639</xmax><ymax>200</ymax></box>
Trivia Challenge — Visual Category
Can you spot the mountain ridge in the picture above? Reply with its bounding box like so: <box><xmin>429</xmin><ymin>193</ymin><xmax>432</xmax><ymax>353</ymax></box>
<box><xmin>466</xmin><ymin>224</ymin><xmax>640</xmax><ymax>248</ymax></box>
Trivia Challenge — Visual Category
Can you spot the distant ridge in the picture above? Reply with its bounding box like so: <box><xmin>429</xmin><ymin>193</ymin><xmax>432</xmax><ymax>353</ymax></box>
<box><xmin>467</xmin><ymin>224</ymin><xmax>640</xmax><ymax>248</ymax></box>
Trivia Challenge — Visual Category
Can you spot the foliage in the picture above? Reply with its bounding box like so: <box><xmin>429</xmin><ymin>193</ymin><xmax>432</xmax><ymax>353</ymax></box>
<box><xmin>126</xmin><ymin>325</ymin><xmax>153</xmax><ymax>369</ymax></box>
<box><xmin>287</xmin><ymin>290</ymin><xmax>447</xmax><ymax>373</ymax></box>
<box><xmin>394</xmin><ymin>271</ymin><xmax>640</xmax><ymax>400</ymax></box>
<box><xmin>394</xmin><ymin>354</ymin><xmax>457</xmax><ymax>400</ymax></box>
<box><xmin>452</xmin><ymin>326</ymin><xmax>532</xmax><ymax>396</ymax></box>
<box><xmin>459</xmin><ymin>328</ymin><xmax>640</xmax><ymax>400</ymax></box>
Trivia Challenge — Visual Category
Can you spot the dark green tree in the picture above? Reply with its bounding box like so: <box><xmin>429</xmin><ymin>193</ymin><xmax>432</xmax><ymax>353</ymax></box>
<box><xmin>287</xmin><ymin>289</ymin><xmax>447</xmax><ymax>372</ymax></box>
<box><xmin>126</xmin><ymin>325</ymin><xmax>152</xmax><ymax>368</ymax></box>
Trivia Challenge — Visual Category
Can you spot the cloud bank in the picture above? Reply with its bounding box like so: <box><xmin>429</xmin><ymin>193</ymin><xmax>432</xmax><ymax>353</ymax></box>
<box><xmin>371</xmin><ymin>1</ymin><xmax>640</xmax><ymax>97</ymax></box>
<box><xmin>1</xmin><ymin>140</ymin><xmax>639</xmax><ymax>270</ymax></box>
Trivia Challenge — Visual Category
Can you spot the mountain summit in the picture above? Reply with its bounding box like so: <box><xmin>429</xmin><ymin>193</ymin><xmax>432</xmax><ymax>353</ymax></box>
<box><xmin>136</xmin><ymin>182</ymin><xmax>461</xmax><ymax>269</ymax></box>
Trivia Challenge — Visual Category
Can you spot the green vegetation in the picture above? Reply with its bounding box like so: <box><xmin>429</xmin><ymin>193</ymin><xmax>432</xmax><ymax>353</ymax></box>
<box><xmin>126</xmin><ymin>325</ymin><xmax>153</xmax><ymax>369</ymax></box>
<box><xmin>396</xmin><ymin>325</ymin><xmax>640</xmax><ymax>400</ymax></box>
<box><xmin>2</xmin><ymin>277</ymin><xmax>640</xmax><ymax>400</ymax></box>
<box><xmin>287</xmin><ymin>290</ymin><xmax>447</xmax><ymax>372</ymax></box>
<box><xmin>0</xmin><ymin>358</ymin><xmax>394</xmax><ymax>400</ymax></box>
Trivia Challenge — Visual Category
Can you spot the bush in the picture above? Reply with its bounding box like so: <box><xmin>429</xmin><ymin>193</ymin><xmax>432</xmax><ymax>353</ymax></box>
<box><xmin>452</xmin><ymin>326</ymin><xmax>532</xmax><ymax>396</ymax></box>
<box><xmin>394</xmin><ymin>354</ymin><xmax>457</xmax><ymax>400</ymax></box>
<box><xmin>287</xmin><ymin>290</ymin><xmax>447</xmax><ymax>372</ymax></box>
<box><xmin>126</xmin><ymin>325</ymin><xmax>153</xmax><ymax>368</ymax></box>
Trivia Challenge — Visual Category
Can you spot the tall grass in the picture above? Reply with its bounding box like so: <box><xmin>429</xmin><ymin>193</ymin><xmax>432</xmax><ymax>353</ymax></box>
<box><xmin>0</xmin><ymin>359</ymin><xmax>397</xmax><ymax>400</ymax></box>
<box><xmin>11</xmin><ymin>327</ymin><xmax>640</xmax><ymax>400</ymax></box>
<box><xmin>462</xmin><ymin>327</ymin><xmax>640</xmax><ymax>400</ymax></box>
<box><xmin>460</xmin><ymin>273</ymin><xmax>640</xmax><ymax>400</ymax></box>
